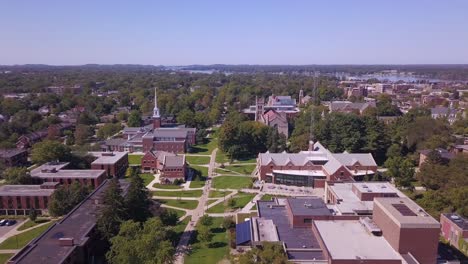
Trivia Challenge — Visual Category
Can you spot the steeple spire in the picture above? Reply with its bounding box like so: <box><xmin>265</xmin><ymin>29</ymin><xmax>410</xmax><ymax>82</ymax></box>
<box><xmin>153</xmin><ymin>87</ymin><xmax>160</xmax><ymax>118</ymax></box>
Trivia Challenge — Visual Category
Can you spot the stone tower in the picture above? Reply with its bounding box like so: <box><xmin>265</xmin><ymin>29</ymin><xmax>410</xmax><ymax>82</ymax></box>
<box><xmin>153</xmin><ymin>87</ymin><xmax>161</xmax><ymax>129</ymax></box>
<box><xmin>255</xmin><ymin>96</ymin><xmax>265</xmax><ymax>122</ymax></box>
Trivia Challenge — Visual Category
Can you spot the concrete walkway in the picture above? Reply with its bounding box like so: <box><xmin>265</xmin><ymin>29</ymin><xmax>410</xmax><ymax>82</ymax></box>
<box><xmin>174</xmin><ymin>148</ymin><xmax>218</xmax><ymax>264</ymax></box>
<box><xmin>0</xmin><ymin>219</ymin><xmax>54</xmax><ymax>244</ymax></box>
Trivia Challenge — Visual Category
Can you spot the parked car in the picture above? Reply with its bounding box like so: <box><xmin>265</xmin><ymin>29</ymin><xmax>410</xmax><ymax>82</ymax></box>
<box><xmin>5</xmin><ymin>220</ymin><xmax>16</xmax><ymax>226</ymax></box>
<box><xmin>0</xmin><ymin>219</ymin><xmax>7</xmax><ymax>226</ymax></box>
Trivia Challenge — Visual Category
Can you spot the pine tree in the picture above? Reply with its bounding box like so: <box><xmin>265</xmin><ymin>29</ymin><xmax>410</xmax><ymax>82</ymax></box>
<box><xmin>97</xmin><ymin>178</ymin><xmax>128</xmax><ymax>240</ymax></box>
<box><xmin>125</xmin><ymin>172</ymin><xmax>151</xmax><ymax>222</ymax></box>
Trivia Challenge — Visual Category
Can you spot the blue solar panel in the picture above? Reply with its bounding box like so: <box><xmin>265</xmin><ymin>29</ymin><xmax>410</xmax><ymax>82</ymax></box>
<box><xmin>236</xmin><ymin>221</ymin><xmax>252</xmax><ymax>245</ymax></box>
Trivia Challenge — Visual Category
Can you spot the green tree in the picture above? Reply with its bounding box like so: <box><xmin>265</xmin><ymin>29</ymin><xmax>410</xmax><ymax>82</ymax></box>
<box><xmin>125</xmin><ymin>173</ymin><xmax>152</xmax><ymax>222</ymax></box>
<box><xmin>106</xmin><ymin>218</ymin><xmax>175</xmax><ymax>264</ymax></box>
<box><xmin>238</xmin><ymin>242</ymin><xmax>289</xmax><ymax>264</ymax></box>
<box><xmin>384</xmin><ymin>157</ymin><xmax>415</xmax><ymax>189</ymax></box>
<box><xmin>97</xmin><ymin>123</ymin><xmax>122</xmax><ymax>139</ymax></box>
<box><xmin>3</xmin><ymin>167</ymin><xmax>31</xmax><ymax>184</ymax></box>
<box><xmin>74</xmin><ymin>124</ymin><xmax>93</xmax><ymax>145</ymax></box>
<box><xmin>29</xmin><ymin>208</ymin><xmax>38</xmax><ymax>222</ymax></box>
<box><xmin>197</xmin><ymin>225</ymin><xmax>213</xmax><ymax>245</ymax></box>
<box><xmin>127</xmin><ymin>110</ymin><xmax>142</xmax><ymax>127</ymax></box>
<box><xmin>97</xmin><ymin>178</ymin><xmax>128</xmax><ymax>240</ymax></box>
<box><xmin>31</xmin><ymin>140</ymin><xmax>71</xmax><ymax>164</ymax></box>
<box><xmin>199</xmin><ymin>214</ymin><xmax>213</xmax><ymax>227</ymax></box>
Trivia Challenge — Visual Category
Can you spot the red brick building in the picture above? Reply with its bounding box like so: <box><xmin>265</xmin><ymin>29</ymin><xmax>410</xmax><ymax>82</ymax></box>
<box><xmin>440</xmin><ymin>213</ymin><xmax>468</xmax><ymax>255</ymax></box>
<box><xmin>89</xmin><ymin>151</ymin><xmax>128</xmax><ymax>178</ymax></box>
<box><xmin>0</xmin><ymin>148</ymin><xmax>28</xmax><ymax>167</ymax></box>
<box><xmin>141</xmin><ymin>150</ymin><xmax>186</xmax><ymax>183</ymax></box>
<box><xmin>0</xmin><ymin>183</ymin><xmax>58</xmax><ymax>215</ymax></box>
<box><xmin>256</xmin><ymin>141</ymin><xmax>378</xmax><ymax>188</ymax></box>
<box><xmin>31</xmin><ymin>162</ymin><xmax>106</xmax><ymax>189</ymax></box>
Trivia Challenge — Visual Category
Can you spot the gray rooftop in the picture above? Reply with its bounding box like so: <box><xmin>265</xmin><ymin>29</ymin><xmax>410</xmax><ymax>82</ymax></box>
<box><xmin>257</xmin><ymin>200</ymin><xmax>325</xmax><ymax>261</ymax></box>
<box><xmin>443</xmin><ymin>213</ymin><xmax>468</xmax><ymax>230</ymax></box>
<box><xmin>0</xmin><ymin>148</ymin><xmax>27</xmax><ymax>159</ymax></box>
<box><xmin>286</xmin><ymin>197</ymin><xmax>332</xmax><ymax>217</ymax></box>
<box><xmin>9</xmin><ymin>179</ymin><xmax>130</xmax><ymax>264</ymax></box>
<box><xmin>314</xmin><ymin>220</ymin><xmax>402</xmax><ymax>260</ymax></box>
<box><xmin>163</xmin><ymin>155</ymin><xmax>185</xmax><ymax>167</ymax></box>
<box><xmin>89</xmin><ymin>151</ymin><xmax>128</xmax><ymax>164</ymax></box>
<box><xmin>0</xmin><ymin>185</ymin><xmax>54</xmax><ymax>197</ymax></box>
<box><xmin>30</xmin><ymin>162</ymin><xmax>70</xmax><ymax>176</ymax></box>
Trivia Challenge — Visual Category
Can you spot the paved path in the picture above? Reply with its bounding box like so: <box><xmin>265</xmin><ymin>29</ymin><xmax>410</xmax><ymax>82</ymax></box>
<box><xmin>174</xmin><ymin>148</ymin><xmax>218</xmax><ymax>264</ymax></box>
<box><xmin>0</xmin><ymin>249</ymin><xmax>19</xmax><ymax>254</ymax></box>
<box><xmin>240</xmin><ymin>193</ymin><xmax>263</xmax><ymax>213</ymax></box>
<box><xmin>152</xmin><ymin>196</ymin><xmax>200</xmax><ymax>200</ymax></box>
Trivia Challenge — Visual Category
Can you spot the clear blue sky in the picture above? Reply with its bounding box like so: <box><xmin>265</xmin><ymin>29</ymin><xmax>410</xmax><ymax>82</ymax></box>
<box><xmin>1</xmin><ymin>0</ymin><xmax>468</xmax><ymax>65</ymax></box>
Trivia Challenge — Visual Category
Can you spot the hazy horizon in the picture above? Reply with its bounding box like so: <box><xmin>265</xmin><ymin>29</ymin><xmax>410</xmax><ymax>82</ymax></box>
<box><xmin>1</xmin><ymin>0</ymin><xmax>468</xmax><ymax>65</ymax></box>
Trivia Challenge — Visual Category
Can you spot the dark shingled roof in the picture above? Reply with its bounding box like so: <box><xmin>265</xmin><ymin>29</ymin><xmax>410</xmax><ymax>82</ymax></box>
<box><xmin>286</xmin><ymin>197</ymin><xmax>332</xmax><ymax>217</ymax></box>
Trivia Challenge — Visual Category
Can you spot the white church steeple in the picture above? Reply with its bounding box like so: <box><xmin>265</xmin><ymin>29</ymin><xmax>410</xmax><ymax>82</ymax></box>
<box><xmin>153</xmin><ymin>87</ymin><xmax>160</xmax><ymax>118</ymax></box>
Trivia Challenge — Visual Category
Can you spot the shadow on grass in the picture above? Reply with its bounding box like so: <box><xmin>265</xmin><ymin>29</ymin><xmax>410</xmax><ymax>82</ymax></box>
<box><xmin>211</xmin><ymin>227</ymin><xmax>226</xmax><ymax>233</ymax></box>
<box><xmin>208</xmin><ymin>241</ymin><xmax>227</xmax><ymax>248</ymax></box>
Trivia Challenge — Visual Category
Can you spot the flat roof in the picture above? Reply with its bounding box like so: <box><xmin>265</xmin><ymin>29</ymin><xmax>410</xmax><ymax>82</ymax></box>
<box><xmin>314</xmin><ymin>220</ymin><xmax>402</xmax><ymax>260</ymax></box>
<box><xmin>374</xmin><ymin>197</ymin><xmax>440</xmax><ymax>228</ymax></box>
<box><xmin>89</xmin><ymin>151</ymin><xmax>128</xmax><ymax>164</ymax></box>
<box><xmin>286</xmin><ymin>198</ymin><xmax>332</xmax><ymax>217</ymax></box>
<box><xmin>443</xmin><ymin>213</ymin><xmax>468</xmax><ymax>230</ymax></box>
<box><xmin>328</xmin><ymin>182</ymin><xmax>374</xmax><ymax>214</ymax></box>
<box><xmin>272</xmin><ymin>169</ymin><xmax>326</xmax><ymax>177</ymax></box>
<box><xmin>9</xmin><ymin>179</ymin><xmax>130</xmax><ymax>264</ymax></box>
<box><xmin>0</xmin><ymin>185</ymin><xmax>54</xmax><ymax>197</ymax></box>
<box><xmin>0</xmin><ymin>148</ymin><xmax>26</xmax><ymax>158</ymax></box>
<box><xmin>34</xmin><ymin>170</ymin><xmax>106</xmax><ymax>179</ymax></box>
<box><xmin>257</xmin><ymin>200</ymin><xmax>325</xmax><ymax>261</ymax></box>
<box><xmin>30</xmin><ymin>162</ymin><xmax>70</xmax><ymax>176</ymax></box>
<box><xmin>353</xmin><ymin>182</ymin><xmax>399</xmax><ymax>194</ymax></box>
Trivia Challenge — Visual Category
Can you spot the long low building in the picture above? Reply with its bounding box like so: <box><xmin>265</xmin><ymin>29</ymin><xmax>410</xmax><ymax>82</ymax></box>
<box><xmin>31</xmin><ymin>162</ymin><xmax>106</xmax><ymax>189</ymax></box>
<box><xmin>8</xmin><ymin>179</ymin><xmax>130</xmax><ymax>264</ymax></box>
<box><xmin>0</xmin><ymin>183</ymin><xmax>58</xmax><ymax>215</ymax></box>
<box><xmin>237</xmin><ymin>182</ymin><xmax>440</xmax><ymax>263</ymax></box>
<box><xmin>256</xmin><ymin>141</ymin><xmax>378</xmax><ymax>188</ymax></box>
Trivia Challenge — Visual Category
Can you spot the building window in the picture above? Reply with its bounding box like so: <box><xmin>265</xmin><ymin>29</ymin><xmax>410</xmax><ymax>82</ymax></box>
<box><xmin>304</xmin><ymin>219</ymin><xmax>312</xmax><ymax>223</ymax></box>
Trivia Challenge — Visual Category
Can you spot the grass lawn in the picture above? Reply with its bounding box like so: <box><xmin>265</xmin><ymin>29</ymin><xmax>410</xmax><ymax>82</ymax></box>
<box><xmin>17</xmin><ymin>218</ymin><xmax>50</xmax><ymax>231</ymax></box>
<box><xmin>152</xmin><ymin>190</ymin><xmax>203</xmax><ymax>198</ymax></box>
<box><xmin>207</xmin><ymin>193</ymin><xmax>256</xmax><ymax>213</ymax></box>
<box><xmin>215</xmin><ymin>151</ymin><xmax>229</xmax><ymax>164</ymax></box>
<box><xmin>209</xmin><ymin>190</ymin><xmax>232</xmax><ymax>198</ymax></box>
<box><xmin>231</xmin><ymin>157</ymin><xmax>257</xmax><ymax>164</ymax></box>
<box><xmin>185</xmin><ymin>217</ymin><xmax>229</xmax><ymax>264</ymax></box>
<box><xmin>157</xmin><ymin>199</ymin><xmax>199</xmax><ymax>210</ymax></box>
<box><xmin>190</xmin><ymin>166</ymin><xmax>208</xmax><ymax>188</ymax></box>
<box><xmin>0</xmin><ymin>254</ymin><xmax>13</xmax><ymax>263</ymax></box>
<box><xmin>212</xmin><ymin>176</ymin><xmax>253</xmax><ymax>189</ymax></box>
<box><xmin>140</xmin><ymin>173</ymin><xmax>154</xmax><ymax>186</ymax></box>
<box><xmin>152</xmin><ymin>183</ymin><xmax>183</xmax><ymax>189</ymax></box>
<box><xmin>261</xmin><ymin>194</ymin><xmax>287</xmax><ymax>201</ymax></box>
<box><xmin>172</xmin><ymin>217</ymin><xmax>191</xmax><ymax>245</ymax></box>
<box><xmin>0</xmin><ymin>222</ymin><xmax>54</xmax><ymax>249</ymax></box>
<box><xmin>186</xmin><ymin>156</ymin><xmax>211</xmax><ymax>165</ymax></box>
<box><xmin>128</xmin><ymin>154</ymin><xmax>143</xmax><ymax>165</ymax></box>
<box><xmin>190</xmin><ymin>138</ymin><xmax>217</xmax><ymax>155</ymax></box>
<box><xmin>164</xmin><ymin>207</ymin><xmax>186</xmax><ymax>219</ymax></box>
<box><xmin>223</xmin><ymin>164</ymin><xmax>256</xmax><ymax>175</ymax></box>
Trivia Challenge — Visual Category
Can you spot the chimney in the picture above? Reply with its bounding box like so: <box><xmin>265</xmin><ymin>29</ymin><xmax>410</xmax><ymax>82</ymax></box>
<box><xmin>59</xmin><ymin>238</ymin><xmax>74</xmax><ymax>246</ymax></box>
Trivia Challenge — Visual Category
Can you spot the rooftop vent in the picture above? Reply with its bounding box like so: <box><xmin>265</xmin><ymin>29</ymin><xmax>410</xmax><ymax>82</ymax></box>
<box><xmin>102</xmin><ymin>152</ymin><xmax>115</xmax><ymax>156</ymax></box>
<box><xmin>450</xmin><ymin>215</ymin><xmax>460</xmax><ymax>221</ymax></box>
<box><xmin>59</xmin><ymin>238</ymin><xmax>74</xmax><ymax>247</ymax></box>
<box><xmin>362</xmin><ymin>185</ymin><xmax>368</xmax><ymax>188</ymax></box>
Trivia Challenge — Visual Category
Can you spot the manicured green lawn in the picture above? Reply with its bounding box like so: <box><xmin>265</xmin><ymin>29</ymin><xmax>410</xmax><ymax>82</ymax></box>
<box><xmin>152</xmin><ymin>183</ymin><xmax>183</xmax><ymax>189</ymax></box>
<box><xmin>128</xmin><ymin>154</ymin><xmax>143</xmax><ymax>165</ymax></box>
<box><xmin>261</xmin><ymin>194</ymin><xmax>287</xmax><ymax>201</ymax></box>
<box><xmin>207</xmin><ymin>193</ymin><xmax>256</xmax><ymax>213</ymax></box>
<box><xmin>152</xmin><ymin>190</ymin><xmax>203</xmax><ymax>198</ymax></box>
<box><xmin>164</xmin><ymin>207</ymin><xmax>186</xmax><ymax>219</ymax></box>
<box><xmin>215</xmin><ymin>151</ymin><xmax>229</xmax><ymax>164</ymax></box>
<box><xmin>223</xmin><ymin>164</ymin><xmax>256</xmax><ymax>175</ymax></box>
<box><xmin>186</xmin><ymin>156</ymin><xmax>211</xmax><ymax>165</ymax></box>
<box><xmin>190</xmin><ymin>138</ymin><xmax>217</xmax><ymax>155</ymax></box>
<box><xmin>185</xmin><ymin>218</ymin><xmax>229</xmax><ymax>264</ymax></box>
<box><xmin>231</xmin><ymin>157</ymin><xmax>257</xmax><ymax>164</ymax></box>
<box><xmin>209</xmin><ymin>190</ymin><xmax>231</xmax><ymax>198</ymax></box>
<box><xmin>157</xmin><ymin>199</ymin><xmax>199</xmax><ymax>210</ymax></box>
<box><xmin>140</xmin><ymin>173</ymin><xmax>154</xmax><ymax>186</ymax></box>
<box><xmin>191</xmin><ymin>165</ymin><xmax>209</xmax><ymax>177</ymax></box>
<box><xmin>212</xmin><ymin>176</ymin><xmax>253</xmax><ymax>189</ymax></box>
<box><xmin>0</xmin><ymin>222</ymin><xmax>54</xmax><ymax>249</ymax></box>
<box><xmin>17</xmin><ymin>218</ymin><xmax>50</xmax><ymax>231</ymax></box>
<box><xmin>190</xmin><ymin>166</ymin><xmax>208</xmax><ymax>188</ymax></box>
<box><xmin>0</xmin><ymin>253</ymin><xmax>13</xmax><ymax>263</ymax></box>
<box><xmin>172</xmin><ymin>217</ymin><xmax>191</xmax><ymax>245</ymax></box>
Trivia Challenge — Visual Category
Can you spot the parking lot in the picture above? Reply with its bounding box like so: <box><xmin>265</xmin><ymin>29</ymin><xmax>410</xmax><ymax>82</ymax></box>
<box><xmin>0</xmin><ymin>219</ymin><xmax>23</xmax><ymax>238</ymax></box>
